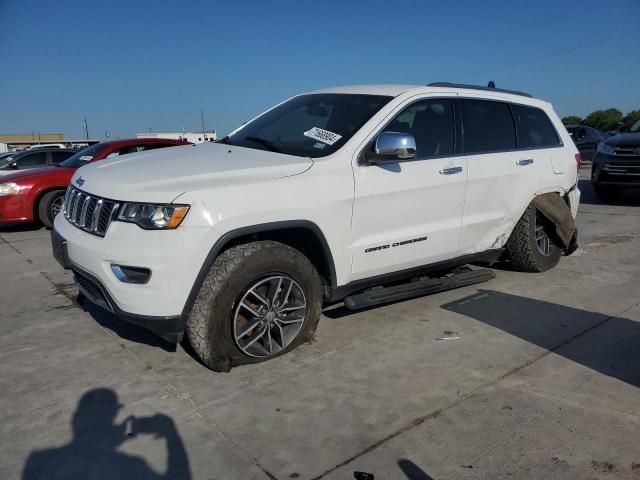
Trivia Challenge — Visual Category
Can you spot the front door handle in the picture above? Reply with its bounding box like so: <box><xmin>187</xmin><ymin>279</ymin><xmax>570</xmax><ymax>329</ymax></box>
<box><xmin>516</xmin><ymin>159</ymin><xmax>534</xmax><ymax>166</ymax></box>
<box><xmin>439</xmin><ymin>166</ymin><xmax>463</xmax><ymax>175</ymax></box>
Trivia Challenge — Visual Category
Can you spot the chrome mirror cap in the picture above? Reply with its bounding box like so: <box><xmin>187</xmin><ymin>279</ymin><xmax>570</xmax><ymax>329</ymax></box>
<box><xmin>370</xmin><ymin>131</ymin><xmax>417</xmax><ymax>163</ymax></box>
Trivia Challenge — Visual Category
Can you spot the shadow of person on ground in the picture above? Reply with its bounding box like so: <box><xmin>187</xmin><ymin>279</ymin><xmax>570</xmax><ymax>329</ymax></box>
<box><xmin>441</xmin><ymin>290</ymin><xmax>640</xmax><ymax>388</ymax></box>
<box><xmin>22</xmin><ymin>388</ymin><xmax>191</xmax><ymax>480</ymax></box>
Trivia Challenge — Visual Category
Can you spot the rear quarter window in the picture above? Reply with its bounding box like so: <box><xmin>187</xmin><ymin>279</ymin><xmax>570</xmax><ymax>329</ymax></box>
<box><xmin>511</xmin><ymin>105</ymin><xmax>561</xmax><ymax>148</ymax></box>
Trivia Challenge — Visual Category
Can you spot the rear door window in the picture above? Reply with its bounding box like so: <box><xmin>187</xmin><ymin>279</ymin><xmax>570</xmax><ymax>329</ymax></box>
<box><xmin>16</xmin><ymin>151</ymin><xmax>47</xmax><ymax>168</ymax></box>
<box><xmin>511</xmin><ymin>105</ymin><xmax>561</xmax><ymax>148</ymax></box>
<box><xmin>51</xmin><ymin>150</ymin><xmax>75</xmax><ymax>164</ymax></box>
<box><xmin>460</xmin><ymin>100</ymin><xmax>516</xmax><ymax>153</ymax></box>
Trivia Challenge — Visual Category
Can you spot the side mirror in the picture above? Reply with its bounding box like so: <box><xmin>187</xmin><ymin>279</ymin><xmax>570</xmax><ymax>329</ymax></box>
<box><xmin>366</xmin><ymin>131</ymin><xmax>417</xmax><ymax>164</ymax></box>
<box><xmin>9</xmin><ymin>162</ymin><xmax>18</xmax><ymax>170</ymax></box>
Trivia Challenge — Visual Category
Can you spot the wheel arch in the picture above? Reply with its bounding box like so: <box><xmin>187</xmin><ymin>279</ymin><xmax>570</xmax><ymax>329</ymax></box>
<box><xmin>32</xmin><ymin>185</ymin><xmax>67</xmax><ymax>223</ymax></box>
<box><xmin>181</xmin><ymin>220</ymin><xmax>337</xmax><ymax>317</ymax></box>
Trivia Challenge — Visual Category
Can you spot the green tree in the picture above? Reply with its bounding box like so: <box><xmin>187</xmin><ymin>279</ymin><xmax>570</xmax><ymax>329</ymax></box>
<box><xmin>583</xmin><ymin>108</ymin><xmax>623</xmax><ymax>131</ymax></box>
<box><xmin>622</xmin><ymin>110</ymin><xmax>640</xmax><ymax>130</ymax></box>
<box><xmin>561</xmin><ymin>115</ymin><xmax>583</xmax><ymax>126</ymax></box>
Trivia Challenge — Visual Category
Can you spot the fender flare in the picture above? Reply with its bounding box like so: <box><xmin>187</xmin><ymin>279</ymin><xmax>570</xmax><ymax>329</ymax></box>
<box><xmin>180</xmin><ymin>220</ymin><xmax>337</xmax><ymax>318</ymax></box>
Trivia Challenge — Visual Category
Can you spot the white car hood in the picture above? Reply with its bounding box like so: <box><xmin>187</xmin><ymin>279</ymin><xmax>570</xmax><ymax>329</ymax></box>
<box><xmin>71</xmin><ymin>143</ymin><xmax>313</xmax><ymax>203</ymax></box>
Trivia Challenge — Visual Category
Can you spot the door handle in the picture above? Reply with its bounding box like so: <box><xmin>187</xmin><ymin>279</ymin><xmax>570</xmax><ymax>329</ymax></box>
<box><xmin>516</xmin><ymin>159</ymin><xmax>534</xmax><ymax>166</ymax></box>
<box><xmin>439</xmin><ymin>166</ymin><xmax>463</xmax><ymax>175</ymax></box>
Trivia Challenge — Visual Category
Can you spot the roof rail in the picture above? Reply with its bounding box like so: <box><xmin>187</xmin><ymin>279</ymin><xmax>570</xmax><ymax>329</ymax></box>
<box><xmin>427</xmin><ymin>82</ymin><xmax>532</xmax><ymax>98</ymax></box>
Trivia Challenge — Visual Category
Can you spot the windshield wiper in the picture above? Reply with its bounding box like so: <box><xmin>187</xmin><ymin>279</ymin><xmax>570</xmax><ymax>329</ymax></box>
<box><xmin>243</xmin><ymin>136</ymin><xmax>282</xmax><ymax>153</ymax></box>
<box><xmin>216</xmin><ymin>136</ymin><xmax>231</xmax><ymax>144</ymax></box>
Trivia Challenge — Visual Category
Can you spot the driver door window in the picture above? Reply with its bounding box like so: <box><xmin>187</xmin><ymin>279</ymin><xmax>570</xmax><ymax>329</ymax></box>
<box><xmin>383</xmin><ymin>99</ymin><xmax>455</xmax><ymax>158</ymax></box>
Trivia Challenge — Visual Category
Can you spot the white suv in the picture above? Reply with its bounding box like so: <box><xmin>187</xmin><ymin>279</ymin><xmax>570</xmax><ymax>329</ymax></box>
<box><xmin>52</xmin><ymin>83</ymin><xmax>581</xmax><ymax>371</ymax></box>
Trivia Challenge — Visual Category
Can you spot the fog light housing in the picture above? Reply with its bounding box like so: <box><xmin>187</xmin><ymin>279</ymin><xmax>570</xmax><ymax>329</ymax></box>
<box><xmin>111</xmin><ymin>264</ymin><xmax>151</xmax><ymax>284</ymax></box>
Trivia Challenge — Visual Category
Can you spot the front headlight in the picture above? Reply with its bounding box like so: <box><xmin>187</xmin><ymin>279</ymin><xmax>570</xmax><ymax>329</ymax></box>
<box><xmin>0</xmin><ymin>183</ymin><xmax>21</xmax><ymax>196</ymax></box>
<box><xmin>597</xmin><ymin>142</ymin><xmax>616</xmax><ymax>155</ymax></box>
<box><xmin>116</xmin><ymin>203</ymin><xmax>189</xmax><ymax>230</ymax></box>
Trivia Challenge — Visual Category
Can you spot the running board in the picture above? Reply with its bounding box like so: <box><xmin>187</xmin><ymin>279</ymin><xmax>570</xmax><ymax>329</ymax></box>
<box><xmin>343</xmin><ymin>267</ymin><xmax>495</xmax><ymax>310</ymax></box>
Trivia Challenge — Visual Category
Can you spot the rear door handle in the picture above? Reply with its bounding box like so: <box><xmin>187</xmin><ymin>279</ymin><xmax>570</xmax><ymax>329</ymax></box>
<box><xmin>439</xmin><ymin>166</ymin><xmax>463</xmax><ymax>175</ymax></box>
<box><xmin>516</xmin><ymin>159</ymin><xmax>534</xmax><ymax>166</ymax></box>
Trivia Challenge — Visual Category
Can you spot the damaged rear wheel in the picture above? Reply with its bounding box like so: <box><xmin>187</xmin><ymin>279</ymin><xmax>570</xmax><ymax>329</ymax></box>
<box><xmin>504</xmin><ymin>205</ymin><xmax>562</xmax><ymax>272</ymax></box>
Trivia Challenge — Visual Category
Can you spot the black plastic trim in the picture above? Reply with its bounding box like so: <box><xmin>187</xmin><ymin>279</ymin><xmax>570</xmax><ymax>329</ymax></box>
<box><xmin>428</xmin><ymin>82</ymin><xmax>532</xmax><ymax>98</ymax></box>
<box><xmin>326</xmin><ymin>249</ymin><xmax>504</xmax><ymax>302</ymax></box>
<box><xmin>180</xmin><ymin>220</ymin><xmax>337</xmax><ymax>317</ymax></box>
<box><xmin>72</xmin><ymin>265</ymin><xmax>185</xmax><ymax>343</ymax></box>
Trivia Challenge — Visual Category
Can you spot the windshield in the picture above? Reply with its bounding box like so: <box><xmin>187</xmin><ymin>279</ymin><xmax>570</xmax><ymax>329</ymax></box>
<box><xmin>630</xmin><ymin>119</ymin><xmax>640</xmax><ymax>133</ymax></box>
<box><xmin>223</xmin><ymin>93</ymin><xmax>392</xmax><ymax>158</ymax></box>
<box><xmin>58</xmin><ymin>143</ymin><xmax>108</xmax><ymax>168</ymax></box>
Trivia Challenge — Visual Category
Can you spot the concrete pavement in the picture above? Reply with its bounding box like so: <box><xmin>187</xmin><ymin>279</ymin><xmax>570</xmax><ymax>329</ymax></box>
<box><xmin>1</xmin><ymin>175</ymin><xmax>639</xmax><ymax>480</ymax></box>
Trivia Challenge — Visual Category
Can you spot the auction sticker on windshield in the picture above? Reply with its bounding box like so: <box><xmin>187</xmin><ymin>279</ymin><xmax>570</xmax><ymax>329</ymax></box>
<box><xmin>304</xmin><ymin>127</ymin><xmax>342</xmax><ymax>145</ymax></box>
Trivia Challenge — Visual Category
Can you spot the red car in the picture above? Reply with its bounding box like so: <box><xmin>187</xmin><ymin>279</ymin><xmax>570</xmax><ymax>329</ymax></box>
<box><xmin>0</xmin><ymin>138</ymin><xmax>189</xmax><ymax>228</ymax></box>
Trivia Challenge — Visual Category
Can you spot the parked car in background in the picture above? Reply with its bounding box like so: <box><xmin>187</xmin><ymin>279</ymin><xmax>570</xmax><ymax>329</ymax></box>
<box><xmin>566</xmin><ymin>125</ymin><xmax>604</xmax><ymax>162</ymax></box>
<box><xmin>0</xmin><ymin>138</ymin><xmax>189</xmax><ymax>228</ymax></box>
<box><xmin>0</xmin><ymin>149</ymin><xmax>76</xmax><ymax>176</ymax></box>
<box><xmin>591</xmin><ymin>118</ymin><xmax>640</xmax><ymax>200</ymax></box>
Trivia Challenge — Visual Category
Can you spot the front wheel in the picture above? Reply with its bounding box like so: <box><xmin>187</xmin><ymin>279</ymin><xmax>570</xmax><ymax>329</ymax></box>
<box><xmin>504</xmin><ymin>205</ymin><xmax>562</xmax><ymax>272</ymax></box>
<box><xmin>186</xmin><ymin>241</ymin><xmax>322</xmax><ymax>371</ymax></box>
<box><xmin>38</xmin><ymin>190</ymin><xmax>66</xmax><ymax>229</ymax></box>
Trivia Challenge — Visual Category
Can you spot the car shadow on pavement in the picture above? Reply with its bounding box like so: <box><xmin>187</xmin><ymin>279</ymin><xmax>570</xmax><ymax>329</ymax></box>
<box><xmin>441</xmin><ymin>290</ymin><xmax>640</xmax><ymax>389</ymax></box>
<box><xmin>22</xmin><ymin>388</ymin><xmax>191</xmax><ymax>480</ymax></box>
<box><xmin>577</xmin><ymin>179</ymin><xmax>640</xmax><ymax>206</ymax></box>
<box><xmin>79</xmin><ymin>298</ymin><xmax>176</xmax><ymax>352</ymax></box>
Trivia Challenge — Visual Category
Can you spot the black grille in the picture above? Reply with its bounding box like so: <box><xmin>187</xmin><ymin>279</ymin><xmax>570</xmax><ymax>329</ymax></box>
<box><xmin>63</xmin><ymin>186</ymin><xmax>120</xmax><ymax>237</ymax></box>
<box><xmin>613</xmin><ymin>145</ymin><xmax>640</xmax><ymax>158</ymax></box>
<box><xmin>601</xmin><ymin>163</ymin><xmax>640</xmax><ymax>184</ymax></box>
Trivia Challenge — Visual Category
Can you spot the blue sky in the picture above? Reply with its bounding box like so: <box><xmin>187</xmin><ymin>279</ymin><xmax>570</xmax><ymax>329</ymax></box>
<box><xmin>1</xmin><ymin>0</ymin><xmax>639</xmax><ymax>140</ymax></box>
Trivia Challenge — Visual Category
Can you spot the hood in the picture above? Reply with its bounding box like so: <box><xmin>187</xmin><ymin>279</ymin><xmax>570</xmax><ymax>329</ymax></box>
<box><xmin>71</xmin><ymin>143</ymin><xmax>313</xmax><ymax>202</ymax></box>
<box><xmin>606</xmin><ymin>132</ymin><xmax>640</xmax><ymax>147</ymax></box>
<box><xmin>0</xmin><ymin>166</ymin><xmax>75</xmax><ymax>183</ymax></box>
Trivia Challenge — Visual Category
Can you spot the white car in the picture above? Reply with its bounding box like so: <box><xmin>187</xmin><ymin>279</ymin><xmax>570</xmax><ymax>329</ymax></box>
<box><xmin>52</xmin><ymin>83</ymin><xmax>581</xmax><ymax>371</ymax></box>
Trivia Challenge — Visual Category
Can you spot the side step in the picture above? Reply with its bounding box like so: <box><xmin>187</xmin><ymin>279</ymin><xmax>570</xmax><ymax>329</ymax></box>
<box><xmin>343</xmin><ymin>267</ymin><xmax>495</xmax><ymax>311</ymax></box>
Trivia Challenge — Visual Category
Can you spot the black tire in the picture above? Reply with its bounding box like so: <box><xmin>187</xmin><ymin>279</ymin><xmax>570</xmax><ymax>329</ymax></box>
<box><xmin>186</xmin><ymin>240</ymin><xmax>322</xmax><ymax>372</ymax></box>
<box><xmin>38</xmin><ymin>190</ymin><xmax>66</xmax><ymax>229</ymax></box>
<box><xmin>504</xmin><ymin>205</ymin><xmax>562</xmax><ymax>273</ymax></box>
<box><xmin>593</xmin><ymin>184</ymin><xmax>623</xmax><ymax>202</ymax></box>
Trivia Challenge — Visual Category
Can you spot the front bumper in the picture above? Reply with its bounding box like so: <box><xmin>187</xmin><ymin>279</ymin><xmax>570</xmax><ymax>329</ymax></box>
<box><xmin>0</xmin><ymin>193</ymin><xmax>32</xmax><ymax>224</ymax></box>
<box><xmin>53</xmin><ymin>214</ymin><xmax>218</xmax><ymax>342</ymax></box>
<box><xmin>592</xmin><ymin>153</ymin><xmax>640</xmax><ymax>187</ymax></box>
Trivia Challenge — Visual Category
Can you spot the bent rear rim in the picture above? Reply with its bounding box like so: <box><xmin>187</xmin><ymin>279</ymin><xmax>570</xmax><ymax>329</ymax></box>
<box><xmin>534</xmin><ymin>211</ymin><xmax>554</xmax><ymax>257</ymax></box>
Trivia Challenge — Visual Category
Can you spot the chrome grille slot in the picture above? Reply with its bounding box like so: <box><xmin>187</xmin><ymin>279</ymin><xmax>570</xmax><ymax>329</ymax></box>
<box><xmin>63</xmin><ymin>186</ymin><xmax>119</xmax><ymax>237</ymax></box>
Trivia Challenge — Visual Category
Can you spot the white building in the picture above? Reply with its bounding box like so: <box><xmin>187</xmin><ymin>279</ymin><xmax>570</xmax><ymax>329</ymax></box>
<box><xmin>136</xmin><ymin>131</ymin><xmax>217</xmax><ymax>144</ymax></box>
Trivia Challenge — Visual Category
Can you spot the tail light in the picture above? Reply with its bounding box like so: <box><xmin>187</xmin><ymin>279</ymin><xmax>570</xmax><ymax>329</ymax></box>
<box><xmin>575</xmin><ymin>153</ymin><xmax>582</xmax><ymax>168</ymax></box>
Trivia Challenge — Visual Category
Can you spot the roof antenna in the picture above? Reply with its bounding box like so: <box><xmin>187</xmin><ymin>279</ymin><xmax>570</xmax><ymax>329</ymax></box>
<box><xmin>488</xmin><ymin>80</ymin><xmax>496</xmax><ymax>88</ymax></box>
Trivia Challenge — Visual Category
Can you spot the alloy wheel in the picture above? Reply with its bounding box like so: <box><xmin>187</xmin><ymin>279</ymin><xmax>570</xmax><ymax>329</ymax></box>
<box><xmin>534</xmin><ymin>212</ymin><xmax>554</xmax><ymax>256</ymax></box>
<box><xmin>232</xmin><ymin>275</ymin><xmax>307</xmax><ymax>358</ymax></box>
